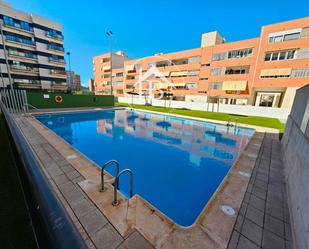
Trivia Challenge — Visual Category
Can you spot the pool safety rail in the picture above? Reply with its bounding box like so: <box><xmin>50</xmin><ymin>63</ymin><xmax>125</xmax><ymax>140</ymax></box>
<box><xmin>0</xmin><ymin>89</ymin><xmax>28</xmax><ymax>113</ymax></box>
<box><xmin>100</xmin><ymin>160</ymin><xmax>134</xmax><ymax>206</ymax></box>
<box><xmin>0</xmin><ymin>94</ymin><xmax>87</xmax><ymax>249</ymax></box>
<box><xmin>100</xmin><ymin>160</ymin><xmax>120</xmax><ymax>192</ymax></box>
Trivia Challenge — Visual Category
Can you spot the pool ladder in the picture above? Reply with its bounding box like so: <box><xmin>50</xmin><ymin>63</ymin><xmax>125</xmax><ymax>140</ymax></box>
<box><xmin>100</xmin><ymin>160</ymin><xmax>133</xmax><ymax>206</ymax></box>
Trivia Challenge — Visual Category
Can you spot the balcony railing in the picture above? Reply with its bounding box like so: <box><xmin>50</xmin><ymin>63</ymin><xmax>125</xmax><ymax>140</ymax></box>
<box><xmin>46</xmin><ymin>31</ymin><xmax>64</xmax><ymax>40</ymax></box>
<box><xmin>8</xmin><ymin>50</ymin><xmax>37</xmax><ymax>60</ymax></box>
<box><xmin>3</xmin><ymin>21</ymin><xmax>34</xmax><ymax>33</ymax></box>
<box><xmin>50</xmin><ymin>69</ymin><xmax>66</xmax><ymax>76</ymax></box>
<box><xmin>49</xmin><ymin>57</ymin><xmax>65</xmax><ymax>64</ymax></box>
<box><xmin>6</xmin><ymin>35</ymin><xmax>35</xmax><ymax>46</ymax></box>
<box><xmin>10</xmin><ymin>65</ymin><xmax>39</xmax><ymax>73</ymax></box>
<box><xmin>47</xmin><ymin>44</ymin><xmax>64</xmax><ymax>52</ymax></box>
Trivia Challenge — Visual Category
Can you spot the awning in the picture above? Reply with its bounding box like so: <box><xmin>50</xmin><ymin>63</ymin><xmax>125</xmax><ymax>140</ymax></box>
<box><xmin>125</xmin><ymin>64</ymin><xmax>135</xmax><ymax>71</ymax></box>
<box><xmin>173</xmin><ymin>83</ymin><xmax>186</xmax><ymax>87</ymax></box>
<box><xmin>222</xmin><ymin>80</ymin><xmax>247</xmax><ymax>91</ymax></box>
<box><xmin>102</xmin><ymin>65</ymin><xmax>111</xmax><ymax>71</ymax></box>
<box><xmin>260</xmin><ymin>68</ymin><xmax>292</xmax><ymax>77</ymax></box>
<box><xmin>170</xmin><ymin>71</ymin><xmax>188</xmax><ymax>77</ymax></box>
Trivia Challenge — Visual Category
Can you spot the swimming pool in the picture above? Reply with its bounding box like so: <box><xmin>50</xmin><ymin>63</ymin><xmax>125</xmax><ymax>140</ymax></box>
<box><xmin>35</xmin><ymin>109</ymin><xmax>254</xmax><ymax>226</ymax></box>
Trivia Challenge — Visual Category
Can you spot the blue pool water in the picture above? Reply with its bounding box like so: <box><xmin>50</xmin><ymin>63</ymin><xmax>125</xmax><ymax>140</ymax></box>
<box><xmin>35</xmin><ymin>109</ymin><xmax>254</xmax><ymax>226</ymax></box>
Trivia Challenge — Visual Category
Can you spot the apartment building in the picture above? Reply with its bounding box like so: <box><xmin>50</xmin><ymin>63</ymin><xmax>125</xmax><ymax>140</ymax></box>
<box><xmin>92</xmin><ymin>50</ymin><xmax>127</xmax><ymax>95</ymax></box>
<box><xmin>66</xmin><ymin>70</ymin><xmax>81</xmax><ymax>91</ymax></box>
<box><xmin>93</xmin><ymin>17</ymin><xmax>309</xmax><ymax>109</ymax></box>
<box><xmin>0</xmin><ymin>1</ymin><xmax>68</xmax><ymax>91</ymax></box>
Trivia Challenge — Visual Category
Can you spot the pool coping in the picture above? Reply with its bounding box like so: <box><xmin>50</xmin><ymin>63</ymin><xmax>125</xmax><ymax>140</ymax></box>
<box><xmin>25</xmin><ymin>108</ymin><xmax>266</xmax><ymax>248</ymax></box>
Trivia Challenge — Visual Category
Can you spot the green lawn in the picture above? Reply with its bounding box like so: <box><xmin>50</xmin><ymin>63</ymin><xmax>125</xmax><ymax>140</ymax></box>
<box><xmin>116</xmin><ymin>103</ymin><xmax>285</xmax><ymax>133</ymax></box>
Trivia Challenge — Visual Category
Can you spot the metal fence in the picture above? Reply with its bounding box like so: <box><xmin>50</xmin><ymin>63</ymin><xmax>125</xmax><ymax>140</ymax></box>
<box><xmin>0</xmin><ymin>93</ymin><xmax>87</xmax><ymax>249</ymax></box>
<box><xmin>0</xmin><ymin>88</ymin><xmax>29</xmax><ymax>113</ymax></box>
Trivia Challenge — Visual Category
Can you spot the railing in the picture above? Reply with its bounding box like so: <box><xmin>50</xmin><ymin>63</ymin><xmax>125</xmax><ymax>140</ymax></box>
<box><xmin>3</xmin><ymin>21</ymin><xmax>34</xmax><ymax>33</ymax></box>
<box><xmin>8</xmin><ymin>50</ymin><xmax>38</xmax><ymax>60</ymax></box>
<box><xmin>10</xmin><ymin>65</ymin><xmax>39</xmax><ymax>73</ymax></box>
<box><xmin>0</xmin><ymin>91</ymin><xmax>87</xmax><ymax>248</ymax></box>
<box><xmin>0</xmin><ymin>89</ymin><xmax>28</xmax><ymax>113</ymax></box>
<box><xmin>6</xmin><ymin>35</ymin><xmax>35</xmax><ymax>46</ymax></box>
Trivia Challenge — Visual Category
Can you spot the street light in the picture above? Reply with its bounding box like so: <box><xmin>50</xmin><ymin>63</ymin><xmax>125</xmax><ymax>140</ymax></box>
<box><xmin>106</xmin><ymin>31</ymin><xmax>113</xmax><ymax>95</ymax></box>
<box><xmin>66</xmin><ymin>52</ymin><xmax>72</xmax><ymax>90</ymax></box>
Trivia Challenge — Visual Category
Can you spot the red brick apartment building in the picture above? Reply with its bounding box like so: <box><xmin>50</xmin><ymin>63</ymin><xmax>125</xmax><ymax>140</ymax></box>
<box><xmin>92</xmin><ymin>17</ymin><xmax>309</xmax><ymax>108</ymax></box>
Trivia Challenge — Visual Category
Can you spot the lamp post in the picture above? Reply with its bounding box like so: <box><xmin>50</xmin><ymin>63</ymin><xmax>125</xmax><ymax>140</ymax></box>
<box><xmin>106</xmin><ymin>31</ymin><xmax>113</xmax><ymax>95</ymax></box>
<box><xmin>66</xmin><ymin>52</ymin><xmax>72</xmax><ymax>90</ymax></box>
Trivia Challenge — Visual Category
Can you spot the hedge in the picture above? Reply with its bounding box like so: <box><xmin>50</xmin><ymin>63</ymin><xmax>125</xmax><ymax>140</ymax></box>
<box><xmin>27</xmin><ymin>92</ymin><xmax>114</xmax><ymax>109</ymax></box>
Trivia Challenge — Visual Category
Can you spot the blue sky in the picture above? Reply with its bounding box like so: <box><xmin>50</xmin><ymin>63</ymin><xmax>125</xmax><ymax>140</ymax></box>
<box><xmin>7</xmin><ymin>0</ymin><xmax>309</xmax><ymax>86</ymax></box>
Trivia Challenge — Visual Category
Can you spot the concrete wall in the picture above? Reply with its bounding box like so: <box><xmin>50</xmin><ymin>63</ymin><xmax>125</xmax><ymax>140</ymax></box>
<box><xmin>118</xmin><ymin>96</ymin><xmax>290</xmax><ymax>120</ymax></box>
<box><xmin>281</xmin><ymin>84</ymin><xmax>309</xmax><ymax>249</ymax></box>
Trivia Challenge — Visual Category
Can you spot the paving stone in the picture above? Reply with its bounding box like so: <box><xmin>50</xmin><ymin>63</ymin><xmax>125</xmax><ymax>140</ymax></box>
<box><xmin>239</xmin><ymin>202</ymin><xmax>248</xmax><ymax>216</ymax></box>
<box><xmin>121</xmin><ymin>230</ymin><xmax>154</xmax><ymax>249</ymax></box>
<box><xmin>79</xmin><ymin>209</ymin><xmax>108</xmax><ymax>237</ymax></box>
<box><xmin>66</xmin><ymin>170</ymin><xmax>81</xmax><ymax>180</ymax></box>
<box><xmin>249</xmin><ymin>194</ymin><xmax>266</xmax><ymax>212</ymax></box>
<box><xmin>92</xmin><ymin>224</ymin><xmax>123</xmax><ymax>249</ymax></box>
<box><xmin>265</xmin><ymin>201</ymin><xmax>284</xmax><ymax>221</ymax></box>
<box><xmin>252</xmin><ymin>185</ymin><xmax>267</xmax><ymax>200</ymax></box>
<box><xmin>53</xmin><ymin>173</ymin><xmax>69</xmax><ymax>185</ymax></box>
<box><xmin>245</xmin><ymin>205</ymin><xmax>264</xmax><ymax>227</ymax></box>
<box><xmin>240</xmin><ymin>219</ymin><xmax>262</xmax><ymax>246</ymax></box>
<box><xmin>262</xmin><ymin>229</ymin><xmax>285</xmax><ymax>249</ymax></box>
<box><xmin>71</xmin><ymin>198</ymin><xmax>96</xmax><ymax>217</ymax></box>
<box><xmin>237</xmin><ymin>234</ymin><xmax>259</xmax><ymax>249</ymax></box>
<box><xmin>254</xmin><ymin>179</ymin><xmax>268</xmax><ymax>191</ymax></box>
<box><xmin>227</xmin><ymin>230</ymin><xmax>240</xmax><ymax>249</ymax></box>
<box><xmin>234</xmin><ymin>215</ymin><xmax>244</xmax><ymax>232</ymax></box>
<box><xmin>264</xmin><ymin>214</ymin><xmax>284</xmax><ymax>238</ymax></box>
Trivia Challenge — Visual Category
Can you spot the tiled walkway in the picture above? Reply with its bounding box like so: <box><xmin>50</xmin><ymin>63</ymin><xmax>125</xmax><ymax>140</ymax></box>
<box><xmin>227</xmin><ymin>133</ymin><xmax>293</xmax><ymax>249</ymax></box>
<box><xmin>16</xmin><ymin>117</ymin><xmax>153</xmax><ymax>249</ymax></box>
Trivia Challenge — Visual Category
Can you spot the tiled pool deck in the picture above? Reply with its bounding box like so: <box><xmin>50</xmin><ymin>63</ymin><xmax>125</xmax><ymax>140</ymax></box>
<box><xmin>14</xmin><ymin>109</ymin><xmax>292</xmax><ymax>249</ymax></box>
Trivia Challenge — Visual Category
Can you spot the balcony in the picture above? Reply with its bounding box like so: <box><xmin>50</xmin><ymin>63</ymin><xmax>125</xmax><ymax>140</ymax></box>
<box><xmin>49</xmin><ymin>57</ymin><xmax>65</xmax><ymax>64</ymax></box>
<box><xmin>3</xmin><ymin>21</ymin><xmax>34</xmax><ymax>33</ymax></box>
<box><xmin>46</xmin><ymin>31</ymin><xmax>64</xmax><ymax>41</ymax></box>
<box><xmin>6</xmin><ymin>35</ymin><xmax>35</xmax><ymax>46</ymax></box>
<box><xmin>50</xmin><ymin>69</ymin><xmax>67</xmax><ymax>76</ymax></box>
<box><xmin>47</xmin><ymin>44</ymin><xmax>64</xmax><ymax>52</ymax></box>
<box><xmin>8</xmin><ymin>50</ymin><xmax>37</xmax><ymax>60</ymax></box>
<box><xmin>10</xmin><ymin>65</ymin><xmax>39</xmax><ymax>74</ymax></box>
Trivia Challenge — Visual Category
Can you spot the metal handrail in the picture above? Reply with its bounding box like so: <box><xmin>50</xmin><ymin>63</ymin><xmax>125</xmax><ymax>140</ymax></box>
<box><xmin>112</xmin><ymin>169</ymin><xmax>133</xmax><ymax>206</ymax></box>
<box><xmin>100</xmin><ymin>160</ymin><xmax>120</xmax><ymax>192</ymax></box>
<box><xmin>23</xmin><ymin>103</ymin><xmax>52</xmax><ymax>118</ymax></box>
<box><xmin>0</xmin><ymin>100</ymin><xmax>87</xmax><ymax>248</ymax></box>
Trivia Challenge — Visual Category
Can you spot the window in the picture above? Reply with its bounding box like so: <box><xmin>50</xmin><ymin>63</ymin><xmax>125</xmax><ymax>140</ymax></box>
<box><xmin>200</xmin><ymin>78</ymin><xmax>208</xmax><ymax>80</ymax></box>
<box><xmin>187</xmin><ymin>70</ymin><xmax>200</xmax><ymax>76</ymax></box>
<box><xmin>269</xmin><ymin>35</ymin><xmax>283</xmax><ymax>43</ymax></box>
<box><xmin>208</xmin><ymin>82</ymin><xmax>222</xmax><ymax>90</ymax></box>
<box><xmin>271</xmin><ymin>52</ymin><xmax>279</xmax><ymax>61</ymax></box>
<box><xmin>227</xmin><ymin>48</ymin><xmax>253</xmax><ymax>59</ymax></box>
<box><xmin>212</xmin><ymin>52</ymin><xmax>227</xmax><ymax>61</ymax></box>
<box><xmin>264</xmin><ymin>49</ymin><xmax>297</xmax><ymax>61</ymax></box>
<box><xmin>265</xmin><ymin>53</ymin><xmax>271</xmax><ymax>61</ymax></box>
<box><xmin>291</xmin><ymin>69</ymin><xmax>309</xmax><ymax>78</ymax></box>
<box><xmin>211</xmin><ymin>68</ymin><xmax>225</xmax><ymax>76</ymax></box>
<box><xmin>287</xmin><ymin>50</ymin><xmax>296</xmax><ymax>59</ymax></box>
<box><xmin>225</xmin><ymin>66</ymin><xmax>250</xmax><ymax>75</ymax></box>
<box><xmin>259</xmin><ymin>95</ymin><xmax>275</xmax><ymax>107</ymax></box>
<box><xmin>186</xmin><ymin>83</ymin><xmax>197</xmax><ymax>89</ymax></box>
<box><xmin>201</xmin><ymin>63</ymin><xmax>210</xmax><ymax>67</ymax></box>
<box><xmin>115</xmin><ymin>72</ymin><xmax>123</xmax><ymax>77</ymax></box>
<box><xmin>283</xmin><ymin>32</ymin><xmax>300</xmax><ymax>41</ymax></box>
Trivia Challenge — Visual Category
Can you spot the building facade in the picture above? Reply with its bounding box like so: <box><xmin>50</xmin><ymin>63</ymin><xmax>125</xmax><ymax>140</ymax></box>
<box><xmin>93</xmin><ymin>17</ymin><xmax>309</xmax><ymax>108</ymax></box>
<box><xmin>66</xmin><ymin>70</ymin><xmax>81</xmax><ymax>91</ymax></box>
<box><xmin>0</xmin><ymin>1</ymin><xmax>68</xmax><ymax>91</ymax></box>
